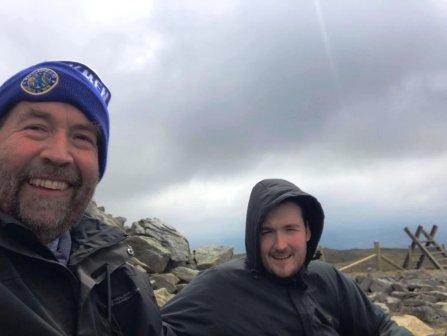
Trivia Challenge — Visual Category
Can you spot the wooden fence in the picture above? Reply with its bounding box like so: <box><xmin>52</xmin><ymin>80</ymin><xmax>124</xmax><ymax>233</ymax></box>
<box><xmin>318</xmin><ymin>241</ymin><xmax>404</xmax><ymax>272</ymax></box>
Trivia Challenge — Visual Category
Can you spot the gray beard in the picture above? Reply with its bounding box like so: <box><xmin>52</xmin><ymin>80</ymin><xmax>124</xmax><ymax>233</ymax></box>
<box><xmin>16</xmin><ymin>185</ymin><xmax>88</xmax><ymax>244</ymax></box>
<box><xmin>0</xmin><ymin>157</ymin><xmax>98</xmax><ymax>244</ymax></box>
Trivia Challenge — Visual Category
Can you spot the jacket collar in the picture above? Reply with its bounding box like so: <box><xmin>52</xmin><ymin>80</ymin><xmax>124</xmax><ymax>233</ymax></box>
<box><xmin>69</xmin><ymin>213</ymin><xmax>126</xmax><ymax>266</ymax></box>
<box><xmin>0</xmin><ymin>211</ymin><xmax>126</xmax><ymax>266</ymax></box>
<box><xmin>0</xmin><ymin>210</ymin><xmax>56</xmax><ymax>261</ymax></box>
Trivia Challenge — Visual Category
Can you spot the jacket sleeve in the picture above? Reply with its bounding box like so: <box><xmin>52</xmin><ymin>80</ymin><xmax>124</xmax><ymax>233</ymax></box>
<box><xmin>321</xmin><ymin>264</ymin><xmax>414</xmax><ymax>336</ymax></box>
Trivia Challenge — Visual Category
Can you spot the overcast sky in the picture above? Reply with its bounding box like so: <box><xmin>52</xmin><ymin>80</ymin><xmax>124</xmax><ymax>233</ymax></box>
<box><xmin>1</xmin><ymin>0</ymin><xmax>446</xmax><ymax>250</ymax></box>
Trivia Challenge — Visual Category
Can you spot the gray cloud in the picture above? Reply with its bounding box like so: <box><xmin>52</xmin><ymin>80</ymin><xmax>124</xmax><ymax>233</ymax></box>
<box><xmin>1</xmin><ymin>0</ymin><xmax>446</xmax><ymax>248</ymax></box>
<box><xmin>99</xmin><ymin>1</ymin><xmax>446</xmax><ymax>201</ymax></box>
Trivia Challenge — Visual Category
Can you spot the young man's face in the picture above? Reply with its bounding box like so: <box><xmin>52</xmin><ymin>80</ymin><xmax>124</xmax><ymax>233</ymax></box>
<box><xmin>0</xmin><ymin>101</ymin><xmax>99</xmax><ymax>243</ymax></box>
<box><xmin>260</xmin><ymin>201</ymin><xmax>311</xmax><ymax>278</ymax></box>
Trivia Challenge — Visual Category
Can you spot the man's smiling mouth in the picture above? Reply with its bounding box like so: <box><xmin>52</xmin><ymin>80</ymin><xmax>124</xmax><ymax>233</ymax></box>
<box><xmin>28</xmin><ymin>178</ymin><xmax>69</xmax><ymax>191</ymax></box>
<box><xmin>271</xmin><ymin>254</ymin><xmax>292</xmax><ymax>260</ymax></box>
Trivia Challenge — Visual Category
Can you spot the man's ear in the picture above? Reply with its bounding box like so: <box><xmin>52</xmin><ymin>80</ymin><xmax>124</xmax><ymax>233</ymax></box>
<box><xmin>305</xmin><ymin>222</ymin><xmax>311</xmax><ymax>242</ymax></box>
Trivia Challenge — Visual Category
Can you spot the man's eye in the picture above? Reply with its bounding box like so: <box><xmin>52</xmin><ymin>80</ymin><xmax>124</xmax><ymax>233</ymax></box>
<box><xmin>22</xmin><ymin>124</ymin><xmax>48</xmax><ymax>138</ymax></box>
<box><xmin>74</xmin><ymin>133</ymin><xmax>97</xmax><ymax>145</ymax></box>
<box><xmin>261</xmin><ymin>229</ymin><xmax>272</xmax><ymax>235</ymax></box>
<box><xmin>24</xmin><ymin>124</ymin><xmax>46</xmax><ymax>132</ymax></box>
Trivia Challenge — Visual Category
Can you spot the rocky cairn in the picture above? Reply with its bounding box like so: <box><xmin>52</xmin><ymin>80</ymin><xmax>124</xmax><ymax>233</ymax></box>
<box><xmin>86</xmin><ymin>201</ymin><xmax>234</xmax><ymax>307</ymax></box>
<box><xmin>131</xmin><ymin>220</ymin><xmax>233</xmax><ymax>306</ymax></box>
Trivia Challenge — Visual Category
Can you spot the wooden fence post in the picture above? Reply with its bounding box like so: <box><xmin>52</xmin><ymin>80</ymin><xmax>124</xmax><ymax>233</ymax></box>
<box><xmin>374</xmin><ymin>241</ymin><xmax>382</xmax><ymax>271</ymax></box>
<box><xmin>319</xmin><ymin>246</ymin><xmax>326</xmax><ymax>262</ymax></box>
<box><xmin>338</xmin><ymin>240</ymin><xmax>403</xmax><ymax>272</ymax></box>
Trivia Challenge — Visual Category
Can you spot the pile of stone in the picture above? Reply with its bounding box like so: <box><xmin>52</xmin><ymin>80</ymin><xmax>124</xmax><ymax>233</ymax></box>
<box><xmin>86</xmin><ymin>201</ymin><xmax>234</xmax><ymax>306</ymax></box>
<box><xmin>126</xmin><ymin>218</ymin><xmax>233</xmax><ymax>306</ymax></box>
<box><xmin>354</xmin><ymin>271</ymin><xmax>447</xmax><ymax>327</ymax></box>
<box><xmin>86</xmin><ymin>201</ymin><xmax>127</xmax><ymax>228</ymax></box>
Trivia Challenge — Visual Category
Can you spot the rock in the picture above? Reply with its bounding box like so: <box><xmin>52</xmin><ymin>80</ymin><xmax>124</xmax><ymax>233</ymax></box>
<box><xmin>435</xmin><ymin>302</ymin><xmax>447</xmax><ymax>313</ymax></box>
<box><xmin>133</xmin><ymin>264</ymin><xmax>147</xmax><ymax>273</ymax></box>
<box><xmin>385</xmin><ymin>296</ymin><xmax>401</xmax><ymax>311</ymax></box>
<box><xmin>403</xmin><ymin>305</ymin><xmax>447</xmax><ymax>325</ymax></box>
<box><xmin>429</xmin><ymin>291</ymin><xmax>447</xmax><ymax>302</ymax></box>
<box><xmin>130</xmin><ymin>218</ymin><xmax>192</xmax><ymax>266</ymax></box>
<box><xmin>367</xmin><ymin>292</ymin><xmax>387</xmax><ymax>303</ymax></box>
<box><xmin>358</xmin><ymin>277</ymin><xmax>373</xmax><ymax>292</ymax></box>
<box><xmin>391</xmin><ymin>282</ymin><xmax>406</xmax><ymax>292</ymax></box>
<box><xmin>434</xmin><ymin>285</ymin><xmax>447</xmax><ymax>292</ymax></box>
<box><xmin>129</xmin><ymin>257</ymin><xmax>152</xmax><ymax>273</ymax></box>
<box><xmin>375</xmin><ymin>302</ymin><xmax>390</xmax><ymax>314</ymax></box>
<box><xmin>390</xmin><ymin>291</ymin><xmax>417</xmax><ymax>300</ymax></box>
<box><xmin>127</xmin><ymin>236</ymin><xmax>170</xmax><ymax>274</ymax></box>
<box><xmin>369</xmin><ymin>278</ymin><xmax>394</xmax><ymax>294</ymax></box>
<box><xmin>160</xmin><ymin>273</ymin><xmax>181</xmax><ymax>286</ymax></box>
<box><xmin>402</xmin><ymin>298</ymin><xmax>426</xmax><ymax>307</ymax></box>
<box><xmin>193</xmin><ymin>245</ymin><xmax>234</xmax><ymax>270</ymax></box>
<box><xmin>354</xmin><ymin>274</ymin><xmax>367</xmax><ymax>285</ymax></box>
<box><xmin>391</xmin><ymin>315</ymin><xmax>435</xmax><ymax>336</ymax></box>
<box><xmin>85</xmin><ymin>200</ymin><xmax>126</xmax><ymax>228</ymax></box>
<box><xmin>115</xmin><ymin>216</ymin><xmax>127</xmax><ymax>227</ymax></box>
<box><xmin>150</xmin><ymin>274</ymin><xmax>177</xmax><ymax>293</ymax></box>
<box><xmin>418</xmin><ymin>285</ymin><xmax>435</xmax><ymax>292</ymax></box>
<box><xmin>171</xmin><ymin>266</ymin><xmax>200</xmax><ymax>283</ymax></box>
<box><xmin>154</xmin><ymin>288</ymin><xmax>175</xmax><ymax>307</ymax></box>
<box><xmin>407</xmin><ymin>279</ymin><xmax>424</xmax><ymax>292</ymax></box>
<box><xmin>418</xmin><ymin>293</ymin><xmax>439</xmax><ymax>304</ymax></box>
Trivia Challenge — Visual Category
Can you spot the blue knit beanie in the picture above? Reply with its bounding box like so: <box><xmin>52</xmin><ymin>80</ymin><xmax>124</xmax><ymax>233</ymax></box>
<box><xmin>0</xmin><ymin>61</ymin><xmax>110</xmax><ymax>179</ymax></box>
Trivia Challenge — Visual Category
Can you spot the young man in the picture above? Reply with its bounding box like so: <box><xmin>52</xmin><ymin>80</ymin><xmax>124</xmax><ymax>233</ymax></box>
<box><xmin>162</xmin><ymin>178</ymin><xmax>413</xmax><ymax>335</ymax></box>
<box><xmin>0</xmin><ymin>61</ymin><xmax>162</xmax><ymax>335</ymax></box>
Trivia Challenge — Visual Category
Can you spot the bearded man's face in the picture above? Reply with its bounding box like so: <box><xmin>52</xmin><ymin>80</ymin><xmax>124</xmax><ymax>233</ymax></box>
<box><xmin>0</xmin><ymin>101</ymin><xmax>99</xmax><ymax>244</ymax></box>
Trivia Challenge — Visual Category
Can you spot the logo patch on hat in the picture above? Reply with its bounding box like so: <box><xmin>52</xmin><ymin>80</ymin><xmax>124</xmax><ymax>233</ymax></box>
<box><xmin>20</xmin><ymin>68</ymin><xmax>59</xmax><ymax>95</ymax></box>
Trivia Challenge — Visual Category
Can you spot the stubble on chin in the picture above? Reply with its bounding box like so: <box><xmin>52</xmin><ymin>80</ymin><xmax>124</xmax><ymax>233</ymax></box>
<box><xmin>17</xmin><ymin>183</ymin><xmax>96</xmax><ymax>244</ymax></box>
<box><xmin>0</xmin><ymin>157</ymin><xmax>98</xmax><ymax>245</ymax></box>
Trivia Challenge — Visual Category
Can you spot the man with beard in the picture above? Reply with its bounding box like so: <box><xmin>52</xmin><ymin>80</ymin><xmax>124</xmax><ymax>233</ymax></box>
<box><xmin>0</xmin><ymin>61</ymin><xmax>163</xmax><ymax>335</ymax></box>
<box><xmin>162</xmin><ymin>179</ymin><xmax>413</xmax><ymax>335</ymax></box>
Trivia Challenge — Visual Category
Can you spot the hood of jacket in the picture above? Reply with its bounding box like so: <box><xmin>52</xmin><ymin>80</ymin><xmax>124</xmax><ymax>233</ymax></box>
<box><xmin>245</xmin><ymin>179</ymin><xmax>324</xmax><ymax>274</ymax></box>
